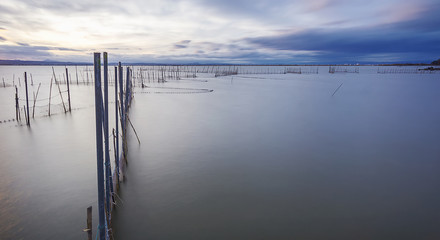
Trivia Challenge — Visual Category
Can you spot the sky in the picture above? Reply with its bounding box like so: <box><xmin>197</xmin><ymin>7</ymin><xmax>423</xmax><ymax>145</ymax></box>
<box><xmin>0</xmin><ymin>0</ymin><xmax>439</xmax><ymax>64</ymax></box>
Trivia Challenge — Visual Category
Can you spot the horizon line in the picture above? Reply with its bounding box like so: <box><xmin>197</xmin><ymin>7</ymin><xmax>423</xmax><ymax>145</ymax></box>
<box><xmin>0</xmin><ymin>59</ymin><xmax>436</xmax><ymax>66</ymax></box>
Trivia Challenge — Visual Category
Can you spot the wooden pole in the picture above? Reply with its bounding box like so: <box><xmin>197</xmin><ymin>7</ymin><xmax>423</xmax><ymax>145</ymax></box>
<box><xmin>94</xmin><ymin>52</ymin><xmax>106</xmax><ymax>240</ymax></box>
<box><xmin>125</xmin><ymin>67</ymin><xmax>130</xmax><ymax>118</ymax></box>
<box><xmin>87</xmin><ymin>206</ymin><xmax>92</xmax><ymax>240</ymax></box>
<box><xmin>114</xmin><ymin>66</ymin><xmax>119</xmax><ymax>186</ymax></box>
<box><xmin>122</xmin><ymin>67</ymin><xmax>130</xmax><ymax>162</ymax></box>
<box><xmin>103</xmin><ymin>52</ymin><xmax>113</xmax><ymax>216</ymax></box>
<box><xmin>125</xmin><ymin>67</ymin><xmax>130</xmax><ymax>145</ymax></box>
<box><xmin>24</xmin><ymin>72</ymin><xmax>30</xmax><ymax>126</ymax></box>
<box><xmin>332</xmin><ymin>83</ymin><xmax>344</xmax><ymax>97</ymax></box>
<box><xmin>112</xmin><ymin>129</ymin><xmax>118</xmax><ymax>188</ymax></box>
<box><xmin>15</xmin><ymin>86</ymin><xmax>19</xmax><ymax>121</ymax></box>
<box><xmin>66</xmin><ymin>67</ymin><xmax>72</xmax><ymax>112</ymax></box>
<box><xmin>141</xmin><ymin>69</ymin><xmax>144</xmax><ymax>87</ymax></box>
<box><xmin>86</xmin><ymin>65</ymin><xmax>89</xmax><ymax>84</ymax></box>
<box><xmin>75</xmin><ymin>65</ymin><xmax>79</xmax><ymax>85</ymax></box>
<box><xmin>52</xmin><ymin>67</ymin><xmax>67</xmax><ymax>113</ymax></box>
<box><xmin>118</xmin><ymin>62</ymin><xmax>124</xmax><ymax>160</ymax></box>
<box><xmin>127</xmin><ymin>115</ymin><xmax>140</xmax><ymax>145</ymax></box>
<box><xmin>32</xmin><ymin>83</ymin><xmax>41</xmax><ymax>118</ymax></box>
<box><xmin>33</xmin><ymin>92</ymin><xmax>36</xmax><ymax>117</ymax></box>
<box><xmin>23</xmin><ymin>105</ymin><xmax>27</xmax><ymax>123</ymax></box>
<box><xmin>48</xmin><ymin>77</ymin><xmax>53</xmax><ymax>116</ymax></box>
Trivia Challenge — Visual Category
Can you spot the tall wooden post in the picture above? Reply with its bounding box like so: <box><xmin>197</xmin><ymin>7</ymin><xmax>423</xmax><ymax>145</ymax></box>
<box><xmin>118</xmin><ymin>62</ymin><xmax>124</xmax><ymax>160</ymax></box>
<box><xmin>48</xmin><ymin>77</ymin><xmax>53</xmax><ymax>116</ymax></box>
<box><xmin>125</xmin><ymin>67</ymin><xmax>130</xmax><ymax>121</ymax></box>
<box><xmin>75</xmin><ymin>65</ymin><xmax>79</xmax><ymax>85</ymax></box>
<box><xmin>94</xmin><ymin>53</ymin><xmax>106</xmax><ymax>240</ymax></box>
<box><xmin>114</xmin><ymin>66</ymin><xmax>119</xmax><ymax>185</ymax></box>
<box><xmin>24</xmin><ymin>72</ymin><xmax>30</xmax><ymax>126</ymax></box>
<box><xmin>15</xmin><ymin>86</ymin><xmax>19</xmax><ymax>121</ymax></box>
<box><xmin>66</xmin><ymin>67</ymin><xmax>71</xmax><ymax>112</ymax></box>
<box><xmin>124</xmin><ymin>67</ymin><xmax>130</xmax><ymax>156</ymax></box>
<box><xmin>103</xmin><ymin>52</ymin><xmax>113</xmax><ymax>216</ymax></box>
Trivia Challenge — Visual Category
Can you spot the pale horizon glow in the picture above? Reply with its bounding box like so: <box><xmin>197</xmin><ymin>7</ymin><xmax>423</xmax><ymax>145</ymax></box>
<box><xmin>0</xmin><ymin>0</ymin><xmax>439</xmax><ymax>64</ymax></box>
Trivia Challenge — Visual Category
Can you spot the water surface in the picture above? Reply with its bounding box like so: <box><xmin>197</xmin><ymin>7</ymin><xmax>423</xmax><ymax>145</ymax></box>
<box><xmin>1</xmin><ymin>66</ymin><xmax>440</xmax><ymax>239</ymax></box>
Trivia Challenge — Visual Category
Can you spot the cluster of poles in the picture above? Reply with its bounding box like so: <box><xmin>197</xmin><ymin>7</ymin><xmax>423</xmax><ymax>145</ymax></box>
<box><xmin>377</xmin><ymin>68</ymin><xmax>438</xmax><ymax>74</ymax></box>
<box><xmin>285</xmin><ymin>67</ymin><xmax>319</xmax><ymax>74</ymax></box>
<box><xmin>15</xmin><ymin>69</ymin><xmax>72</xmax><ymax>126</ymax></box>
<box><xmin>91</xmin><ymin>52</ymin><xmax>134</xmax><ymax>240</ymax></box>
<box><xmin>137</xmin><ymin>66</ymin><xmax>183</xmax><ymax>85</ymax></box>
<box><xmin>329</xmin><ymin>66</ymin><xmax>360</xmax><ymax>74</ymax></box>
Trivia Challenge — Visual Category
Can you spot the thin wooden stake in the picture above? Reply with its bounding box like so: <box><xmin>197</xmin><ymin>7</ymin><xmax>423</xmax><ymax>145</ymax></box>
<box><xmin>52</xmin><ymin>67</ymin><xmax>67</xmax><ymax>113</ymax></box>
<box><xmin>66</xmin><ymin>67</ymin><xmax>71</xmax><ymax>112</ymax></box>
<box><xmin>48</xmin><ymin>77</ymin><xmax>53</xmax><ymax>116</ymax></box>
<box><xmin>15</xmin><ymin>86</ymin><xmax>19</xmax><ymax>121</ymax></box>
<box><xmin>32</xmin><ymin>83</ymin><xmax>41</xmax><ymax>118</ymax></box>
<box><xmin>127</xmin><ymin>116</ymin><xmax>141</xmax><ymax>145</ymax></box>
<box><xmin>86</xmin><ymin>206</ymin><xmax>92</xmax><ymax>240</ymax></box>
<box><xmin>24</xmin><ymin>72</ymin><xmax>30</xmax><ymax>126</ymax></box>
<box><xmin>332</xmin><ymin>83</ymin><xmax>344</xmax><ymax>97</ymax></box>
<box><xmin>75</xmin><ymin>65</ymin><xmax>79</xmax><ymax>85</ymax></box>
<box><xmin>23</xmin><ymin>105</ymin><xmax>26</xmax><ymax>122</ymax></box>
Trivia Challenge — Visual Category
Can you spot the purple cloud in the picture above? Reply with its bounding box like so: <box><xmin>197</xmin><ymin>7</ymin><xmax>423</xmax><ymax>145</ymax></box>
<box><xmin>245</xmin><ymin>3</ymin><xmax>440</xmax><ymax>63</ymax></box>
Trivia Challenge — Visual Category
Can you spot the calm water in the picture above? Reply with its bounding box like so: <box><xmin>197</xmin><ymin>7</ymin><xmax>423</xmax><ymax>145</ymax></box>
<box><xmin>1</xmin><ymin>66</ymin><xmax>440</xmax><ymax>239</ymax></box>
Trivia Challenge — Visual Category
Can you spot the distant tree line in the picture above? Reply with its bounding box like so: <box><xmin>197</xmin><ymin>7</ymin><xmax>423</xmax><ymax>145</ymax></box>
<box><xmin>432</xmin><ymin>59</ymin><xmax>440</xmax><ymax>65</ymax></box>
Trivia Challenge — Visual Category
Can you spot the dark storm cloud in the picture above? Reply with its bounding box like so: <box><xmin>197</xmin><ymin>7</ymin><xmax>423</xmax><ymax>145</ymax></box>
<box><xmin>248</xmin><ymin>28</ymin><xmax>440</xmax><ymax>54</ymax></box>
<box><xmin>246</xmin><ymin>3</ymin><xmax>440</xmax><ymax>63</ymax></box>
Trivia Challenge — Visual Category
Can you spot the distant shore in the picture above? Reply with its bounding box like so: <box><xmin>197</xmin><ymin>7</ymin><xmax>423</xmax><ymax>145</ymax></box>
<box><xmin>0</xmin><ymin>59</ymin><xmax>436</xmax><ymax>66</ymax></box>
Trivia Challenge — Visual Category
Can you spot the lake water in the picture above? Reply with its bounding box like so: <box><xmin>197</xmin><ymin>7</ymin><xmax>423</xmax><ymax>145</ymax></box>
<box><xmin>1</xmin><ymin>65</ymin><xmax>440</xmax><ymax>239</ymax></box>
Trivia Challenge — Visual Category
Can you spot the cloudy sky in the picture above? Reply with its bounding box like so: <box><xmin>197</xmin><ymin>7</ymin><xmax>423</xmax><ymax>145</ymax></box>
<box><xmin>0</xmin><ymin>0</ymin><xmax>439</xmax><ymax>64</ymax></box>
